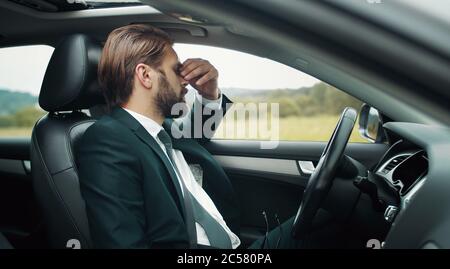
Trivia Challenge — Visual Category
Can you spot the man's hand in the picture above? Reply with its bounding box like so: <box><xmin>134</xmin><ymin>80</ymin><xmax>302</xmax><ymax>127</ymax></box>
<box><xmin>180</xmin><ymin>58</ymin><xmax>219</xmax><ymax>100</ymax></box>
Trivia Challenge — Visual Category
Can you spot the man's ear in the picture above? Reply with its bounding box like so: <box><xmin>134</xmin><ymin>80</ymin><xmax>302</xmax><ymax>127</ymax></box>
<box><xmin>135</xmin><ymin>63</ymin><xmax>155</xmax><ymax>89</ymax></box>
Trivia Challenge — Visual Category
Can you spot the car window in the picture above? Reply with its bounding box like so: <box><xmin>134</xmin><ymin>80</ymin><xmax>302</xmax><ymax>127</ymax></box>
<box><xmin>174</xmin><ymin>43</ymin><xmax>367</xmax><ymax>143</ymax></box>
<box><xmin>0</xmin><ymin>45</ymin><xmax>53</xmax><ymax>137</ymax></box>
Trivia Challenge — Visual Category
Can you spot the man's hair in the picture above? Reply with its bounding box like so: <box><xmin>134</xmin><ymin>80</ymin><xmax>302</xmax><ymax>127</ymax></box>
<box><xmin>98</xmin><ymin>24</ymin><xmax>173</xmax><ymax>109</ymax></box>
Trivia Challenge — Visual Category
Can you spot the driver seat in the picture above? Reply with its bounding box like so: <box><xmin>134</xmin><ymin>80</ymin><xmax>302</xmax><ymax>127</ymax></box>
<box><xmin>30</xmin><ymin>34</ymin><xmax>105</xmax><ymax>249</ymax></box>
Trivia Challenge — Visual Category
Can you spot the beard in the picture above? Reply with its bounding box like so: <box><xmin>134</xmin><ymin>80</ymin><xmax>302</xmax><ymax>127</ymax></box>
<box><xmin>155</xmin><ymin>72</ymin><xmax>188</xmax><ymax>119</ymax></box>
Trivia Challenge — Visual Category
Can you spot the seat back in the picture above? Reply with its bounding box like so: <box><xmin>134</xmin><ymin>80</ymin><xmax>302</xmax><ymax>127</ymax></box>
<box><xmin>31</xmin><ymin>34</ymin><xmax>105</xmax><ymax>249</ymax></box>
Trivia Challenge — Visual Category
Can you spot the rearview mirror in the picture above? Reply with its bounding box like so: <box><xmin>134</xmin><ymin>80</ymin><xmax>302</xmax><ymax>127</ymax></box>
<box><xmin>358</xmin><ymin>104</ymin><xmax>385</xmax><ymax>143</ymax></box>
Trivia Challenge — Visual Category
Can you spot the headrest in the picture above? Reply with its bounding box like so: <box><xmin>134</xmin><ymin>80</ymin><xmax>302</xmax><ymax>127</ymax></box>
<box><xmin>39</xmin><ymin>34</ymin><xmax>105</xmax><ymax>112</ymax></box>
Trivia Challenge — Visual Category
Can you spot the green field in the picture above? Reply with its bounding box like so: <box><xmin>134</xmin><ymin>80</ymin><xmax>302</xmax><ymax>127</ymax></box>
<box><xmin>0</xmin><ymin>127</ymin><xmax>33</xmax><ymax>137</ymax></box>
<box><xmin>0</xmin><ymin>115</ymin><xmax>368</xmax><ymax>143</ymax></box>
<box><xmin>213</xmin><ymin>115</ymin><xmax>368</xmax><ymax>143</ymax></box>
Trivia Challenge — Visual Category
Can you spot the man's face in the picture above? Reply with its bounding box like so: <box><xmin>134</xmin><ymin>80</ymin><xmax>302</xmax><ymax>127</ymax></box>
<box><xmin>154</xmin><ymin>47</ymin><xmax>189</xmax><ymax>118</ymax></box>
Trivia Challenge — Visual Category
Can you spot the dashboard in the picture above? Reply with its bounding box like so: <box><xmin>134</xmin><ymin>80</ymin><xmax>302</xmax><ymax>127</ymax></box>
<box><xmin>372</xmin><ymin>143</ymin><xmax>429</xmax><ymax>234</ymax></box>
<box><xmin>377</xmin><ymin>149</ymin><xmax>428</xmax><ymax>197</ymax></box>
<box><xmin>376</xmin><ymin>122</ymin><xmax>450</xmax><ymax>249</ymax></box>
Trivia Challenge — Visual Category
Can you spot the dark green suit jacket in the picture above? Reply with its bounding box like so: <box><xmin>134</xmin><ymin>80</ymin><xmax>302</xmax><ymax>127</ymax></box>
<box><xmin>78</xmin><ymin>95</ymin><xmax>240</xmax><ymax>248</ymax></box>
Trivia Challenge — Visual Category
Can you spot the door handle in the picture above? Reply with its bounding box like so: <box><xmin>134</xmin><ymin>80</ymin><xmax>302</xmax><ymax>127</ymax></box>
<box><xmin>297</xmin><ymin>161</ymin><xmax>315</xmax><ymax>175</ymax></box>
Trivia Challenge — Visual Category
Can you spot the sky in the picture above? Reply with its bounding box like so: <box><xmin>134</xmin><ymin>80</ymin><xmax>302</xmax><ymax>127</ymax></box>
<box><xmin>0</xmin><ymin>43</ymin><xmax>319</xmax><ymax>96</ymax></box>
<box><xmin>0</xmin><ymin>45</ymin><xmax>54</xmax><ymax>96</ymax></box>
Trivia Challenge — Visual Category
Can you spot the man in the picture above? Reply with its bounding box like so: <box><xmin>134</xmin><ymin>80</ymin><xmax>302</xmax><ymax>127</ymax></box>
<box><xmin>78</xmin><ymin>24</ymin><xmax>317</xmax><ymax>249</ymax></box>
<box><xmin>78</xmin><ymin>24</ymin><xmax>241</xmax><ymax>249</ymax></box>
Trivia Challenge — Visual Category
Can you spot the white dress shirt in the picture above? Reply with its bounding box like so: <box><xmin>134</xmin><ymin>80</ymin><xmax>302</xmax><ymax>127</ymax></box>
<box><xmin>123</xmin><ymin>92</ymin><xmax>241</xmax><ymax>249</ymax></box>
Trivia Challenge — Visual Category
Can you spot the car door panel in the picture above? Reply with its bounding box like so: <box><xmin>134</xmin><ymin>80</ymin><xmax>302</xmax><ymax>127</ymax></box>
<box><xmin>207</xmin><ymin>140</ymin><xmax>388</xmax><ymax>247</ymax></box>
<box><xmin>0</xmin><ymin>138</ymin><xmax>44</xmax><ymax>248</ymax></box>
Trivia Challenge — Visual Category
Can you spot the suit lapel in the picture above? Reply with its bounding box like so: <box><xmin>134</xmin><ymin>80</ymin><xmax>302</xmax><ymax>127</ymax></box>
<box><xmin>110</xmin><ymin>107</ymin><xmax>186</xmax><ymax>217</ymax></box>
<box><xmin>134</xmin><ymin>127</ymin><xmax>185</xmax><ymax>205</ymax></box>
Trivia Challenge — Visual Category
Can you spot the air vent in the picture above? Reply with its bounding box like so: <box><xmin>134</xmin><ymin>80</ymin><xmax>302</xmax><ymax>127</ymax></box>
<box><xmin>381</xmin><ymin>155</ymin><xmax>409</xmax><ymax>174</ymax></box>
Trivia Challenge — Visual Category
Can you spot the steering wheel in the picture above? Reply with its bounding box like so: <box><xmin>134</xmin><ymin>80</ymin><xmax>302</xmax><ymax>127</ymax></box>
<box><xmin>292</xmin><ymin>107</ymin><xmax>357</xmax><ymax>239</ymax></box>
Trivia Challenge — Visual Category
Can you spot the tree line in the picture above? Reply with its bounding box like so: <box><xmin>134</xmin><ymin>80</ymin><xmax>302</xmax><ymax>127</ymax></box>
<box><xmin>232</xmin><ymin>82</ymin><xmax>363</xmax><ymax>118</ymax></box>
<box><xmin>0</xmin><ymin>82</ymin><xmax>363</xmax><ymax>128</ymax></box>
<box><xmin>0</xmin><ymin>106</ymin><xmax>45</xmax><ymax>128</ymax></box>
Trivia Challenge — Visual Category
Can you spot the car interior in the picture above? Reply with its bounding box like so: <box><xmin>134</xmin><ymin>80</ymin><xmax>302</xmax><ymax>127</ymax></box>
<box><xmin>1</xmin><ymin>0</ymin><xmax>450</xmax><ymax>249</ymax></box>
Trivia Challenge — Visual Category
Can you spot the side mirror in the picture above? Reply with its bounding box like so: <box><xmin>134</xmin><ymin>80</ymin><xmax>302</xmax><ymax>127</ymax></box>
<box><xmin>358</xmin><ymin>104</ymin><xmax>385</xmax><ymax>143</ymax></box>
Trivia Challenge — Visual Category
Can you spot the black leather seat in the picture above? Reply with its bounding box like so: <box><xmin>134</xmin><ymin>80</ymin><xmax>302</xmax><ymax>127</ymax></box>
<box><xmin>31</xmin><ymin>34</ymin><xmax>105</xmax><ymax>249</ymax></box>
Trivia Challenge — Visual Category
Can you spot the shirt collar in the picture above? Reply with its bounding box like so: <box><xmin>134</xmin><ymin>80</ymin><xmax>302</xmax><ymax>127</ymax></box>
<box><xmin>122</xmin><ymin>107</ymin><xmax>163</xmax><ymax>139</ymax></box>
